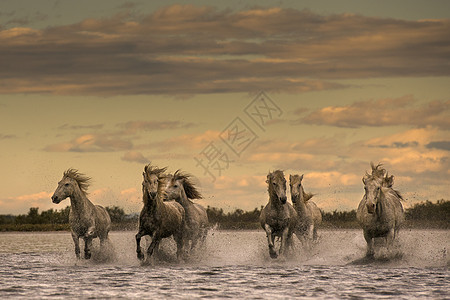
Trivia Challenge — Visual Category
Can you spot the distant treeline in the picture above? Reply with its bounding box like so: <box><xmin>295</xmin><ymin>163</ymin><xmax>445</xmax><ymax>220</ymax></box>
<box><xmin>0</xmin><ymin>206</ymin><xmax>137</xmax><ymax>231</ymax></box>
<box><xmin>0</xmin><ymin>200</ymin><xmax>448</xmax><ymax>231</ymax></box>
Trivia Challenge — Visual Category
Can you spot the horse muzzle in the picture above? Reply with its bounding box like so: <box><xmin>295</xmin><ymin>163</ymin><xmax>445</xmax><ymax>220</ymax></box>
<box><xmin>366</xmin><ymin>203</ymin><xmax>376</xmax><ymax>214</ymax></box>
<box><xmin>280</xmin><ymin>196</ymin><xmax>287</xmax><ymax>204</ymax></box>
<box><xmin>52</xmin><ymin>195</ymin><xmax>61</xmax><ymax>204</ymax></box>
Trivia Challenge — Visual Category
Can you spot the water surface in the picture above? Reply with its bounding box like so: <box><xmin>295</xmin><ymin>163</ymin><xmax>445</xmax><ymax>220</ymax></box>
<box><xmin>0</xmin><ymin>230</ymin><xmax>448</xmax><ymax>299</ymax></box>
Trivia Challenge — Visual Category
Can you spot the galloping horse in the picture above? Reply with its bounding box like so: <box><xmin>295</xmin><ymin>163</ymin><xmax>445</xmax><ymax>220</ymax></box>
<box><xmin>136</xmin><ymin>164</ymin><xmax>185</xmax><ymax>263</ymax></box>
<box><xmin>356</xmin><ymin>163</ymin><xmax>404</xmax><ymax>258</ymax></box>
<box><xmin>289</xmin><ymin>174</ymin><xmax>322</xmax><ymax>246</ymax></box>
<box><xmin>165</xmin><ymin>170</ymin><xmax>209</xmax><ymax>253</ymax></box>
<box><xmin>260</xmin><ymin>170</ymin><xmax>298</xmax><ymax>259</ymax></box>
<box><xmin>51</xmin><ymin>169</ymin><xmax>111</xmax><ymax>259</ymax></box>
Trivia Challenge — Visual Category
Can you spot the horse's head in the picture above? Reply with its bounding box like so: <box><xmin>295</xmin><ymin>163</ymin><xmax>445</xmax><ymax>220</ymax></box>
<box><xmin>166</xmin><ymin>170</ymin><xmax>202</xmax><ymax>201</ymax></box>
<box><xmin>51</xmin><ymin>169</ymin><xmax>90</xmax><ymax>204</ymax></box>
<box><xmin>142</xmin><ymin>172</ymin><xmax>159</xmax><ymax>199</ymax></box>
<box><xmin>362</xmin><ymin>176</ymin><xmax>382</xmax><ymax>214</ymax></box>
<box><xmin>289</xmin><ymin>174</ymin><xmax>303</xmax><ymax>204</ymax></box>
<box><xmin>362</xmin><ymin>162</ymin><xmax>387</xmax><ymax>214</ymax></box>
<box><xmin>142</xmin><ymin>164</ymin><xmax>167</xmax><ymax>200</ymax></box>
<box><xmin>267</xmin><ymin>170</ymin><xmax>287</xmax><ymax>204</ymax></box>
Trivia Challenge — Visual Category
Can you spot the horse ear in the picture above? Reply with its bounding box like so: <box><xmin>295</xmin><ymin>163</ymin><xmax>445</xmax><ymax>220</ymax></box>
<box><xmin>289</xmin><ymin>175</ymin><xmax>292</xmax><ymax>181</ymax></box>
<box><xmin>300</xmin><ymin>174</ymin><xmax>304</xmax><ymax>181</ymax></box>
<box><xmin>385</xmin><ymin>174</ymin><xmax>394</xmax><ymax>187</ymax></box>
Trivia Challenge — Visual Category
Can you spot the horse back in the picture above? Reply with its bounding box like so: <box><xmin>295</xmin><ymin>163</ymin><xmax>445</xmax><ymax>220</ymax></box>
<box><xmin>94</xmin><ymin>205</ymin><xmax>111</xmax><ymax>235</ymax></box>
<box><xmin>193</xmin><ymin>203</ymin><xmax>209</xmax><ymax>227</ymax></box>
<box><xmin>306</xmin><ymin>201</ymin><xmax>322</xmax><ymax>225</ymax></box>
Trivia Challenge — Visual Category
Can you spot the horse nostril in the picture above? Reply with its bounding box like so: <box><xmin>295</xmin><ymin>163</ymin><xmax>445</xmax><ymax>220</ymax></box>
<box><xmin>52</xmin><ymin>195</ymin><xmax>59</xmax><ymax>203</ymax></box>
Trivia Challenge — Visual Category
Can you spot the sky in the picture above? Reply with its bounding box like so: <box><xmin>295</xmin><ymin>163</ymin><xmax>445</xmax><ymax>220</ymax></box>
<box><xmin>0</xmin><ymin>0</ymin><xmax>449</xmax><ymax>215</ymax></box>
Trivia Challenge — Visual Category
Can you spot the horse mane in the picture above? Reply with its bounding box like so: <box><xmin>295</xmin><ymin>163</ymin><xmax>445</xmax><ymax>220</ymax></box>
<box><xmin>172</xmin><ymin>170</ymin><xmax>203</xmax><ymax>199</ymax></box>
<box><xmin>267</xmin><ymin>170</ymin><xmax>285</xmax><ymax>182</ymax></box>
<box><xmin>303</xmin><ymin>190</ymin><xmax>314</xmax><ymax>201</ymax></box>
<box><xmin>63</xmin><ymin>168</ymin><xmax>91</xmax><ymax>195</ymax></box>
<box><xmin>144</xmin><ymin>163</ymin><xmax>167</xmax><ymax>179</ymax></box>
<box><xmin>363</xmin><ymin>162</ymin><xmax>386</xmax><ymax>183</ymax></box>
<box><xmin>364</xmin><ymin>163</ymin><xmax>404</xmax><ymax>201</ymax></box>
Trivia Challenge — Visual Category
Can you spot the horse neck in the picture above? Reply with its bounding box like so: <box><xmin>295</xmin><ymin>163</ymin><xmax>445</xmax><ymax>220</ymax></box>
<box><xmin>143</xmin><ymin>190</ymin><xmax>159</xmax><ymax>214</ymax></box>
<box><xmin>177</xmin><ymin>188</ymin><xmax>194</xmax><ymax>210</ymax></box>
<box><xmin>269</xmin><ymin>189</ymin><xmax>283</xmax><ymax>210</ymax></box>
<box><xmin>297</xmin><ymin>190</ymin><xmax>309</xmax><ymax>213</ymax></box>
<box><xmin>375</xmin><ymin>187</ymin><xmax>389</xmax><ymax>218</ymax></box>
<box><xmin>69</xmin><ymin>185</ymin><xmax>93</xmax><ymax>215</ymax></box>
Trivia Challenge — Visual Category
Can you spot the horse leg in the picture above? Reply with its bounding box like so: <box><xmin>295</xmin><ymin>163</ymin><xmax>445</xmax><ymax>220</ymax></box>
<box><xmin>71</xmin><ymin>232</ymin><xmax>81</xmax><ymax>259</ymax></box>
<box><xmin>385</xmin><ymin>229</ymin><xmax>395</xmax><ymax>254</ymax></box>
<box><xmin>135</xmin><ymin>231</ymin><xmax>145</xmax><ymax>261</ymax></box>
<box><xmin>312</xmin><ymin>225</ymin><xmax>318</xmax><ymax>242</ymax></box>
<box><xmin>279</xmin><ymin>227</ymin><xmax>290</xmax><ymax>257</ymax></box>
<box><xmin>145</xmin><ymin>234</ymin><xmax>160</xmax><ymax>263</ymax></box>
<box><xmin>84</xmin><ymin>237</ymin><xmax>93</xmax><ymax>259</ymax></box>
<box><xmin>363</xmin><ymin>231</ymin><xmax>374</xmax><ymax>258</ymax></box>
<box><xmin>174</xmin><ymin>233</ymin><xmax>185</xmax><ymax>262</ymax></box>
<box><xmin>264</xmin><ymin>224</ymin><xmax>277</xmax><ymax>259</ymax></box>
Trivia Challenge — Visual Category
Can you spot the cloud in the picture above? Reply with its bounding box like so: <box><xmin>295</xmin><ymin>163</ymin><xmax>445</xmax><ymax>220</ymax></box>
<box><xmin>117</xmin><ymin>120</ymin><xmax>197</xmax><ymax>134</ymax></box>
<box><xmin>121</xmin><ymin>151</ymin><xmax>149</xmax><ymax>164</ymax></box>
<box><xmin>426</xmin><ymin>141</ymin><xmax>450</xmax><ymax>151</ymax></box>
<box><xmin>0</xmin><ymin>6</ymin><xmax>449</xmax><ymax>95</ymax></box>
<box><xmin>296</xmin><ymin>96</ymin><xmax>450</xmax><ymax>129</ymax></box>
<box><xmin>0</xmin><ymin>133</ymin><xmax>16</xmax><ymax>139</ymax></box>
<box><xmin>58</xmin><ymin>123</ymin><xmax>104</xmax><ymax>130</ymax></box>
<box><xmin>135</xmin><ymin>130</ymin><xmax>222</xmax><ymax>151</ymax></box>
<box><xmin>44</xmin><ymin>133</ymin><xmax>132</xmax><ymax>152</ymax></box>
<box><xmin>10</xmin><ymin>191</ymin><xmax>53</xmax><ymax>202</ymax></box>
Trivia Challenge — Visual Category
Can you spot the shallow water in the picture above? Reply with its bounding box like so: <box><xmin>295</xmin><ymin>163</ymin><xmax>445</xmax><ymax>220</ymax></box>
<box><xmin>0</xmin><ymin>229</ymin><xmax>448</xmax><ymax>299</ymax></box>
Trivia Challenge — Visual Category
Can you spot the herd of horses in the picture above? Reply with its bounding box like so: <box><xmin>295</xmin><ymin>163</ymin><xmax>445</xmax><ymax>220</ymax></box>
<box><xmin>51</xmin><ymin>162</ymin><xmax>404</xmax><ymax>262</ymax></box>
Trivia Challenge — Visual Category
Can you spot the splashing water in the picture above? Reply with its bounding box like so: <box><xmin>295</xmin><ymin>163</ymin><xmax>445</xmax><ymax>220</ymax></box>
<box><xmin>0</xmin><ymin>229</ymin><xmax>448</xmax><ymax>298</ymax></box>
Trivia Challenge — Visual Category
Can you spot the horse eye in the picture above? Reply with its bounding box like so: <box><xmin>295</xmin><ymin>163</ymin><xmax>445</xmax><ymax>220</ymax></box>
<box><xmin>173</xmin><ymin>185</ymin><xmax>178</xmax><ymax>188</ymax></box>
<box><xmin>64</xmin><ymin>183</ymin><xmax>69</xmax><ymax>187</ymax></box>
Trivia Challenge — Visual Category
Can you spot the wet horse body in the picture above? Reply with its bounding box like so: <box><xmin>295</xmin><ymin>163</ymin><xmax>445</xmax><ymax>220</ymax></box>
<box><xmin>290</xmin><ymin>174</ymin><xmax>322</xmax><ymax>244</ymax></box>
<box><xmin>51</xmin><ymin>169</ymin><xmax>111</xmax><ymax>259</ymax></box>
<box><xmin>166</xmin><ymin>170</ymin><xmax>209</xmax><ymax>253</ymax></box>
<box><xmin>260</xmin><ymin>170</ymin><xmax>297</xmax><ymax>259</ymax></box>
<box><xmin>136</xmin><ymin>165</ymin><xmax>185</xmax><ymax>263</ymax></box>
<box><xmin>356</xmin><ymin>163</ymin><xmax>404</xmax><ymax>257</ymax></box>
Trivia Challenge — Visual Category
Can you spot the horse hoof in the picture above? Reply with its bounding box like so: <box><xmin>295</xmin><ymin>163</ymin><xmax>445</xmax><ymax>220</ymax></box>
<box><xmin>85</xmin><ymin>252</ymin><xmax>91</xmax><ymax>259</ymax></box>
<box><xmin>137</xmin><ymin>252</ymin><xmax>144</xmax><ymax>261</ymax></box>
<box><xmin>269</xmin><ymin>251</ymin><xmax>278</xmax><ymax>259</ymax></box>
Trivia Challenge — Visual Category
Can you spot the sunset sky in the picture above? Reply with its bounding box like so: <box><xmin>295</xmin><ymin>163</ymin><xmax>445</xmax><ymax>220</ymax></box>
<box><xmin>1</xmin><ymin>1</ymin><xmax>449</xmax><ymax>215</ymax></box>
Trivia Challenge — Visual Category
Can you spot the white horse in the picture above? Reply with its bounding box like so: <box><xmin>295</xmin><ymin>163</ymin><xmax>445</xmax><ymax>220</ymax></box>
<box><xmin>51</xmin><ymin>169</ymin><xmax>111</xmax><ymax>259</ymax></box>
<box><xmin>289</xmin><ymin>174</ymin><xmax>322</xmax><ymax>247</ymax></box>
<box><xmin>356</xmin><ymin>163</ymin><xmax>404</xmax><ymax>258</ymax></box>
<box><xmin>165</xmin><ymin>170</ymin><xmax>208</xmax><ymax>254</ymax></box>
<box><xmin>260</xmin><ymin>170</ymin><xmax>298</xmax><ymax>259</ymax></box>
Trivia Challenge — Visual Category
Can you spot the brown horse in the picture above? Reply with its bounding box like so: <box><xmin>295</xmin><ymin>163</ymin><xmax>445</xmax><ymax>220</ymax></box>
<box><xmin>356</xmin><ymin>163</ymin><xmax>404</xmax><ymax>258</ymax></box>
<box><xmin>51</xmin><ymin>169</ymin><xmax>111</xmax><ymax>259</ymax></box>
<box><xmin>260</xmin><ymin>170</ymin><xmax>298</xmax><ymax>259</ymax></box>
<box><xmin>135</xmin><ymin>164</ymin><xmax>185</xmax><ymax>263</ymax></box>
<box><xmin>289</xmin><ymin>174</ymin><xmax>322</xmax><ymax>247</ymax></box>
<box><xmin>165</xmin><ymin>170</ymin><xmax>209</xmax><ymax>254</ymax></box>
